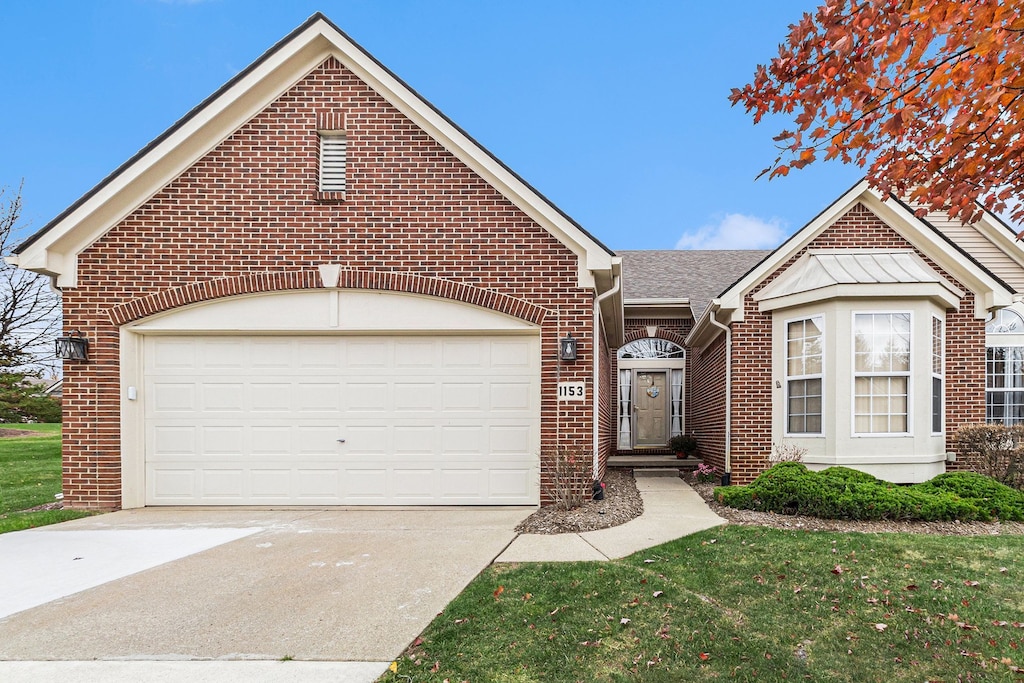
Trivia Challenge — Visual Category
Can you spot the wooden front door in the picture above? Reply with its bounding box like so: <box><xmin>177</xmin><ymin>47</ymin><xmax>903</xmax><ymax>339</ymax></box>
<box><xmin>634</xmin><ymin>370</ymin><xmax>668</xmax><ymax>447</ymax></box>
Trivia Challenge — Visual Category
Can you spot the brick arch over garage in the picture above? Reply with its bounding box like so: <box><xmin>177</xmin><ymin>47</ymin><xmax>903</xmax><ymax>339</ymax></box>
<box><xmin>108</xmin><ymin>269</ymin><xmax>549</xmax><ymax>326</ymax></box>
<box><xmin>620</xmin><ymin>327</ymin><xmax>688</xmax><ymax>349</ymax></box>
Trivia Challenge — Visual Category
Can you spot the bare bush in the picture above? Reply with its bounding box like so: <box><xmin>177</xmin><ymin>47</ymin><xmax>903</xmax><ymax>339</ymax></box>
<box><xmin>954</xmin><ymin>424</ymin><xmax>1024</xmax><ymax>490</ymax></box>
<box><xmin>770</xmin><ymin>441</ymin><xmax>807</xmax><ymax>463</ymax></box>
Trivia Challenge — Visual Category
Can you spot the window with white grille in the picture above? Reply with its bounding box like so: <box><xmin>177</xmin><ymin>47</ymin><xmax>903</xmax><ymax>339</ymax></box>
<box><xmin>319</xmin><ymin>133</ymin><xmax>347</xmax><ymax>192</ymax></box>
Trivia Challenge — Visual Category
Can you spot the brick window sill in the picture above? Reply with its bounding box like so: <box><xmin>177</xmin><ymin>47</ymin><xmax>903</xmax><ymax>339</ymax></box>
<box><xmin>316</xmin><ymin>190</ymin><xmax>346</xmax><ymax>204</ymax></box>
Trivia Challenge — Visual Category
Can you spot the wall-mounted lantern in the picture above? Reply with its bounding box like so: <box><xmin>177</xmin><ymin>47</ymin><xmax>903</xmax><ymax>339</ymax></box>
<box><xmin>559</xmin><ymin>332</ymin><xmax>578</xmax><ymax>361</ymax></box>
<box><xmin>55</xmin><ymin>331</ymin><xmax>89</xmax><ymax>361</ymax></box>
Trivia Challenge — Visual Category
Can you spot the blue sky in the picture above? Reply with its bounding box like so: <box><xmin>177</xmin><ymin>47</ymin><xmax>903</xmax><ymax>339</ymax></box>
<box><xmin>0</xmin><ymin>0</ymin><xmax>863</xmax><ymax>251</ymax></box>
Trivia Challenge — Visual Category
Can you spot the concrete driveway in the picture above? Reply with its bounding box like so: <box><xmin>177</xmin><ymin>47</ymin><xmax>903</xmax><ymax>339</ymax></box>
<box><xmin>0</xmin><ymin>506</ymin><xmax>530</xmax><ymax>679</ymax></box>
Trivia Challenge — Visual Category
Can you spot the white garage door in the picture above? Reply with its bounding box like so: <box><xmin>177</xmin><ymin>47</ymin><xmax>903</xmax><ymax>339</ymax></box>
<box><xmin>144</xmin><ymin>334</ymin><xmax>540</xmax><ymax>505</ymax></box>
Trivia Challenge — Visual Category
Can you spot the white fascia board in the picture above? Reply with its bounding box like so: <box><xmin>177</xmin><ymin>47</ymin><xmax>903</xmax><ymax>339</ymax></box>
<box><xmin>717</xmin><ymin>180</ymin><xmax>1012</xmax><ymax>321</ymax></box>
<box><xmin>22</xmin><ymin>18</ymin><xmax>615</xmax><ymax>291</ymax></box>
<box><xmin>318</xmin><ymin>22</ymin><xmax>614</xmax><ymax>287</ymax></box>
<box><xmin>858</xmin><ymin>193</ymin><xmax>1013</xmax><ymax>317</ymax></box>
<box><xmin>685</xmin><ymin>298</ymin><xmax>727</xmax><ymax>348</ymax></box>
<box><xmin>718</xmin><ymin>179</ymin><xmax>875</xmax><ymax>320</ymax></box>
<box><xmin>975</xmin><ymin>213</ymin><xmax>1024</xmax><ymax>273</ymax></box>
<box><xmin>24</xmin><ymin>28</ymin><xmax>334</xmax><ymax>288</ymax></box>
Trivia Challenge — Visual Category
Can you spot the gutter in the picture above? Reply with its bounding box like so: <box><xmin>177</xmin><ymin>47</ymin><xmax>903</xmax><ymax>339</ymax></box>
<box><xmin>593</xmin><ymin>275</ymin><xmax>621</xmax><ymax>479</ymax></box>
<box><xmin>707</xmin><ymin>301</ymin><xmax>732</xmax><ymax>486</ymax></box>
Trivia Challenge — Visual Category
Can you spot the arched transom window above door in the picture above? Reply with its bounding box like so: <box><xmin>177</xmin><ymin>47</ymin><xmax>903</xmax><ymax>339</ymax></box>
<box><xmin>618</xmin><ymin>338</ymin><xmax>685</xmax><ymax>359</ymax></box>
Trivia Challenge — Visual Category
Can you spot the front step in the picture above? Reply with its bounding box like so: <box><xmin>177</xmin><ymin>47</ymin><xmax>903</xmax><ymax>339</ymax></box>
<box><xmin>633</xmin><ymin>467</ymin><xmax>686</xmax><ymax>478</ymax></box>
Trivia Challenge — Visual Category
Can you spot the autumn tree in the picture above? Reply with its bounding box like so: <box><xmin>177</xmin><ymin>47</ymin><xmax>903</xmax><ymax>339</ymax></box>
<box><xmin>0</xmin><ymin>183</ymin><xmax>62</xmax><ymax>422</ymax></box>
<box><xmin>730</xmin><ymin>0</ymin><xmax>1024</xmax><ymax>225</ymax></box>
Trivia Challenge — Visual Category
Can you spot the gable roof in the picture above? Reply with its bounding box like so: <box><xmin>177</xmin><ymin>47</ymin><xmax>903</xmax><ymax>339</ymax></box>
<box><xmin>10</xmin><ymin>13</ymin><xmax>618</xmax><ymax>296</ymax></box>
<box><xmin>619</xmin><ymin>250</ymin><xmax>770</xmax><ymax>320</ymax></box>
<box><xmin>687</xmin><ymin>180</ymin><xmax>1018</xmax><ymax>347</ymax></box>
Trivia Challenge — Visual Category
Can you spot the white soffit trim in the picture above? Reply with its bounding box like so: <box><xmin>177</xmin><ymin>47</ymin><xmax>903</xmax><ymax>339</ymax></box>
<box><xmin>15</xmin><ymin>15</ymin><xmax>614</xmax><ymax>289</ymax></box>
<box><xmin>717</xmin><ymin>180</ymin><xmax>1012</xmax><ymax>321</ymax></box>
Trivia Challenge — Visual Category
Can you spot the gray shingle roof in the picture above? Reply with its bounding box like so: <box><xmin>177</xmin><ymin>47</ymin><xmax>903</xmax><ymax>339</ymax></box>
<box><xmin>618</xmin><ymin>250</ymin><xmax>772</xmax><ymax>319</ymax></box>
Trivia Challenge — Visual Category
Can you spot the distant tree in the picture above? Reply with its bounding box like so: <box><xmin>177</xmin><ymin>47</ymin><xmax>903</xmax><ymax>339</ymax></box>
<box><xmin>730</xmin><ymin>0</ymin><xmax>1024</xmax><ymax>226</ymax></box>
<box><xmin>0</xmin><ymin>182</ymin><xmax>61</xmax><ymax>422</ymax></box>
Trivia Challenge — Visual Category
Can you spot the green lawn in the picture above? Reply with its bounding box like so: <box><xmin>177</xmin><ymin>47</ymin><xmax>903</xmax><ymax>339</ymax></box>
<box><xmin>0</xmin><ymin>424</ymin><xmax>93</xmax><ymax>533</ymax></box>
<box><xmin>381</xmin><ymin>526</ymin><xmax>1024</xmax><ymax>682</ymax></box>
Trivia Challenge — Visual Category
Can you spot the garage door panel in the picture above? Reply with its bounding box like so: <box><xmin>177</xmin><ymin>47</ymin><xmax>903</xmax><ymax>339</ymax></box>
<box><xmin>144</xmin><ymin>334</ymin><xmax>539</xmax><ymax>505</ymax></box>
<box><xmin>251</xmin><ymin>469</ymin><xmax>292</xmax><ymax>498</ymax></box>
<box><xmin>202</xmin><ymin>469</ymin><xmax>245</xmax><ymax>498</ymax></box>
<box><xmin>201</xmin><ymin>383</ymin><xmax>246</xmax><ymax>412</ymax></box>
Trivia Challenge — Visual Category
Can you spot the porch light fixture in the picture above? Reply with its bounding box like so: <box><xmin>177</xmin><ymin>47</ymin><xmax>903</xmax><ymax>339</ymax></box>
<box><xmin>55</xmin><ymin>331</ymin><xmax>89</xmax><ymax>361</ymax></box>
<box><xmin>559</xmin><ymin>333</ymin><xmax>578</xmax><ymax>361</ymax></box>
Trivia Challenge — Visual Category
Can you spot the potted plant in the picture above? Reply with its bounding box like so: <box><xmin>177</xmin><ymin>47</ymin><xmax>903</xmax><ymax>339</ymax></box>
<box><xmin>668</xmin><ymin>434</ymin><xmax>698</xmax><ymax>459</ymax></box>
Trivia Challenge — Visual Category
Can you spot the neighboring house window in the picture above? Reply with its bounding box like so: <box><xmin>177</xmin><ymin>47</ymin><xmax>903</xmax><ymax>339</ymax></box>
<box><xmin>986</xmin><ymin>347</ymin><xmax>1024</xmax><ymax>424</ymax></box>
<box><xmin>854</xmin><ymin>312</ymin><xmax>911</xmax><ymax>434</ymax></box>
<box><xmin>932</xmin><ymin>316</ymin><xmax>943</xmax><ymax>433</ymax></box>
<box><xmin>319</xmin><ymin>132</ymin><xmax>347</xmax><ymax>192</ymax></box>
<box><xmin>786</xmin><ymin>316</ymin><xmax>823</xmax><ymax>434</ymax></box>
<box><xmin>985</xmin><ymin>308</ymin><xmax>1024</xmax><ymax>425</ymax></box>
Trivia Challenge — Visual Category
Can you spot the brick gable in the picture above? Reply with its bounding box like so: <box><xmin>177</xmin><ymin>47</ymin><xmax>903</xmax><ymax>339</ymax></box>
<box><xmin>62</xmin><ymin>57</ymin><xmax>597</xmax><ymax>507</ymax></box>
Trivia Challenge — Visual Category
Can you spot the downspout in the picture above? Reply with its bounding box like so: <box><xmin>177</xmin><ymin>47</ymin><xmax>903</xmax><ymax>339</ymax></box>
<box><xmin>593</xmin><ymin>275</ymin><xmax>621</xmax><ymax>479</ymax></box>
<box><xmin>708</xmin><ymin>304</ymin><xmax>732</xmax><ymax>486</ymax></box>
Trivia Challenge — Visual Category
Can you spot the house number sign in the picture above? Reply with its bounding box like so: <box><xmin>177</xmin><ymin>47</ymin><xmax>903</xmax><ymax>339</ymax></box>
<box><xmin>557</xmin><ymin>382</ymin><xmax>586</xmax><ymax>401</ymax></box>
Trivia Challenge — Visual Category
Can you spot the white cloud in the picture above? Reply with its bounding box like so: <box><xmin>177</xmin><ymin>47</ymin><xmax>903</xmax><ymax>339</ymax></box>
<box><xmin>675</xmin><ymin>213</ymin><xmax>788</xmax><ymax>250</ymax></box>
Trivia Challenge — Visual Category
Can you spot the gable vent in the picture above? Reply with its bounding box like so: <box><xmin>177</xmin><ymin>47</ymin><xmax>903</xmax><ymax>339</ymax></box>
<box><xmin>319</xmin><ymin>133</ymin><xmax>347</xmax><ymax>192</ymax></box>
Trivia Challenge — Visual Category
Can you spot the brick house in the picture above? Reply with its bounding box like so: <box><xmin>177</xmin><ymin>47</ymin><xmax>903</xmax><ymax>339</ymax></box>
<box><xmin>11</xmin><ymin>14</ymin><xmax>1024</xmax><ymax>509</ymax></box>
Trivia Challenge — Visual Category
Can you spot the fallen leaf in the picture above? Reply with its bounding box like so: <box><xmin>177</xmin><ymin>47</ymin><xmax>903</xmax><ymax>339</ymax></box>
<box><xmin>832</xmin><ymin>565</ymin><xmax>844</xmax><ymax>575</ymax></box>
<box><xmin>493</xmin><ymin>585</ymin><xmax>505</xmax><ymax>600</ymax></box>
<box><xmin>699</xmin><ymin>652</ymin><xmax>710</xmax><ymax>661</ymax></box>
<box><xmin>653</xmin><ymin>591</ymin><xmax>664</xmax><ymax>598</ymax></box>
<box><xmin>620</xmin><ymin>617</ymin><xmax>631</xmax><ymax>625</ymax></box>
<box><xmin>522</xmin><ymin>592</ymin><xmax>532</xmax><ymax>601</ymax></box>
<box><xmin>454</xmin><ymin>618</ymin><xmax>469</xmax><ymax>625</ymax></box>
<box><xmin>430</xmin><ymin>661</ymin><xmax>440</xmax><ymax>673</ymax></box>
<box><xmin>412</xmin><ymin>637</ymin><xmax>423</xmax><ymax>648</ymax></box>
<box><xmin>874</xmin><ymin>623</ymin><xmax>888</xmax><ymax>632</ymax></box>
<box><xmin>389</xmin><ymin>662</ymin><xmax>398</xmax><ymax>673</ymax></box>
<box><xmin>964</xmin><ymin>580</ymin><xmax>980</xmax><ymax>587</ymax></box>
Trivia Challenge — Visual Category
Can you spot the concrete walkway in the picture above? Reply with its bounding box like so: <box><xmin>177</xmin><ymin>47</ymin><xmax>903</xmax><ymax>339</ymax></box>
<box><xmin>496</xmin><ymin>471</ymin><xmax>726</xmax><ymax>562</ymax></box>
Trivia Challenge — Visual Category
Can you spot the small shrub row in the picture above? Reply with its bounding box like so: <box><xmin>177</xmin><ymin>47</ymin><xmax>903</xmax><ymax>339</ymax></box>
<box><xmin>715</xmin><ymin>462</ymin><xmax>1024</xmax><ymax>522</ymax></box>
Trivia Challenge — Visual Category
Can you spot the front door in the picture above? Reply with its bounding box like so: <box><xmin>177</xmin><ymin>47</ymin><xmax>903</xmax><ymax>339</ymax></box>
<box><xmin>634</xmin><ymin>371</ymin><xmax>668</xmax><ymax>447</ymax></box>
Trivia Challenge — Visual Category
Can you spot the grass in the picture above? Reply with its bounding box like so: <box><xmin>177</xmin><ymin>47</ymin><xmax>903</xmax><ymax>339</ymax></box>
<box><xmin>380</xmin><ymin>526</ymin><xmax>1024</xmax><ymax>682</ymax></box>
<box><xmin>0</xmin><ymin>424</ymin><xmax>93</xmax><ymax>533</ymax></box>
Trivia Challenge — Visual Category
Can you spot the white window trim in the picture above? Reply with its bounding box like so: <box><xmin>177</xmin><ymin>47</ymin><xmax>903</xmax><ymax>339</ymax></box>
<box><xmin>851</xmin><ymin>310</ymin><xmax>913</xmax><ymax>437</ymax></box>
<box><xmin>931</xmin><ymin>315</ymin><xmax>944</xmax><ymax>436</ymax></box>
<box><xmin>783</xmin><ymin>313</ymin><xmax>825</xmax><ymax>438</ymax></box>
<box><xmin>985</xmin><ymin>344</ymin><xmax>1024</xmax><ymax>425</ymax></box>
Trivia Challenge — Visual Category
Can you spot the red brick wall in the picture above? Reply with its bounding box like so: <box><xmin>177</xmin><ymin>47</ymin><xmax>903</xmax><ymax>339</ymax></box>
<box><xmin>61</xmin><ymin>56</ymin><xmax>598</xmax><ymax>508</ymax></box>
<box><xmin>596</xmin><ymin>315</ymin><xmax>614</xmax><ymax>478</ymax></box>
<box><xmin>612</xmin><ymin>318</ymin><xmax>693</xmax><ymax>453</ymax></box>
<box><xmin>690</xmin><ymin>332</ymin><xmax>727</xmax><ymax>475</ymax></box>
<box><xmin>727</xmin><ymin>202</ymin><xmax>985</xmax><ymax>484</ymax></box>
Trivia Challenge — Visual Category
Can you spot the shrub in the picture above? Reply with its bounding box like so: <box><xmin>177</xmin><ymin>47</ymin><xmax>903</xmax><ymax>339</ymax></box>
<box><xmin>955</xmin><ymin>424</ymin><xmax>1024</xmax><ymax>490</ymax></box>
<box><xmin>916</xmin><ymin>472</ymin><xmax>1024</xmax><ymax>521</ymax></box>
<box><xmin>668</xmin><ymin>434</ymin><xmax>698</xmax><ymax>456</ymax></box>
<box><xmin>715</xmin><ymin>463</ymin><xmax>1024</xmax><ymax>522</ymax></box>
